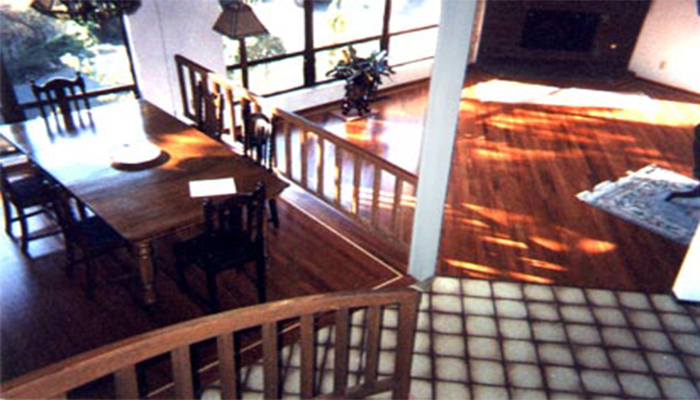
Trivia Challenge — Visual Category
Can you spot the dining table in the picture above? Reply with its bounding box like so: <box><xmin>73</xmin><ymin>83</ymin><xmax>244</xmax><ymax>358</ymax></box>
<box><xmin>0</xmin><ymin>99</ymin><xmax>288</xmax><ymax>306</ymax></box>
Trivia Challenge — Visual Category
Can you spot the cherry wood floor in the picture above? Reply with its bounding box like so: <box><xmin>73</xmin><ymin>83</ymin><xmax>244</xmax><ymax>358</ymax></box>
<box><xmin>306</xmin><ymin>68</ymin><xmax>700</xmax><ymax>293</ymax></box>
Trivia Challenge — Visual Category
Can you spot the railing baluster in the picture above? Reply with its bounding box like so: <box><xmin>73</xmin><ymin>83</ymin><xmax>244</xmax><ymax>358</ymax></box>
<box><xmin>217</xmin><ymin>333</ymin><xmax>239</xmax><ymax>400</ymax></box>
<box><xmin>301</xmin><ymin>130</ymin><xmax>308</xmax><ymax>189</ymax></box>
<box><xmin>300</xmin><ymin>314</ymin><xmax>315</xmax><ymax>398</ymax></box>
<box><xmin>284</xmin><ymin>121</ymin><xmax>292</xmax><ymax>177</ymax></box>
<box><xmin>364</xmin><ymin>306</ymin><xmax>381</xmax><ymax>384</ymax></box>
<box><xmin>114</xmin><ymin>366</ymin><xmax>138</xmax><ymax>399</ymax></box>
<box><xmin>171</xmin><ymin>347</ymin><xmax>194</xmax><ymax>400</ymax></box>
<box><xmin>371</xmin><ymin>167</ymin><xmax>381</xmax><ymax>227</ymax></box>
<box><xmin>262</xmin><ymin>322</ymin><xmax>280</xmax><ymax>400</ymax></box>
<box><xmin>391</xmin><ymin>178</ymin><xmax>403</xmax><ymax>233</ymax></box>
<box><xmin>333</xmin><ymin>309</ymin><xmax>350</xmax><ymax>394</ymax></box>
<box><xmin>353</xmin><ymin>156</ymin><xmax>362</xmax><ymax>215</ymax></box>
<box><xmin>317</xmin><ymin>136</ymin><xmax>325</xmax><ymax>198</ymax></box>
<box><xmin>335</xmin><ymin>147</ymin><xmax>343</xmax><ymax>206</ymax></box>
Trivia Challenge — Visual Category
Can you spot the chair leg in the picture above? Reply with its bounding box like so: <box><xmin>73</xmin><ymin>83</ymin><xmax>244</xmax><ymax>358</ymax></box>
<box><xmin>268</xmin><ymin>198</ymin><xmax>279</xmax><ymax>228</ymax></box>
<box><xmin>3</xmin><ymin>197</ymin><xmax>13</xmax><ymax>237</ymax></box>
<box><xmin>255</xmin><ymin>256</ymin><xmax>267</xmax><ymax>303</ymax></box>
<box><xmin>206</xmin><ymin>270</ymin><xmax>220</xmax><ymax>313</ymax></box>
<box><xmin>18</xmin><ymin>208</ymin><xmax>29</xmax><ymax>255</ymax></box>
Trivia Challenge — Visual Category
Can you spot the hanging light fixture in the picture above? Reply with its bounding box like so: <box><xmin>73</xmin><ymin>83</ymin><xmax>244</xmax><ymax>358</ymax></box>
<box><xmin>31</xmin><ymin>0</ymin><xmax>141</xmax><ymax>24</ymax></box>
<box><xmin>212</xmin><ymin>0</ymin><xmax>268</xmax><ymax>88</ymax></box>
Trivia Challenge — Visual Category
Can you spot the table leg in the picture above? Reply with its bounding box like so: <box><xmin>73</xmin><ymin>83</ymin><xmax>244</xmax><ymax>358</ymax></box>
<box><xmin>136</xmin><ymin>241</ymin><xmax>157</xmax><ymax>306</ymax></box>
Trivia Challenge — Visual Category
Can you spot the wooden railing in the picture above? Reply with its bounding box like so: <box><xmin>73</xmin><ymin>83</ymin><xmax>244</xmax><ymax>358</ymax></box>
<box><xmin>175</xmin><ymin>55</ymin><xmax>417</xmax><ymax>247</ymax></box>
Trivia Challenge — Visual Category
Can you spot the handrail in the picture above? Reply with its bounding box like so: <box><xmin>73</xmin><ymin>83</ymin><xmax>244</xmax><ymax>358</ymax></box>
<box><xmin>1</xmin><ymin>288</ymin><xmax>420</xmax><ymax>400</ymax></box>
<box><xmin>174</xmin><ymin>54</ymin><xmax>417</xmax><ymax>247</ymax></box>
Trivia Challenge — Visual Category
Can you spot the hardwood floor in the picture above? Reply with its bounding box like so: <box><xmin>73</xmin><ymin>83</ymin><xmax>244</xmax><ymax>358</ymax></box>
<box><xmin>306</xmin><ymin>68</ymin><xmax>700</xmax><ymax>292</ymax></box>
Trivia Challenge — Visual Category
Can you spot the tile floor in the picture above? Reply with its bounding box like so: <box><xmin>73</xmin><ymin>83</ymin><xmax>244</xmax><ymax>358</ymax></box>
<box><xmin>201</xmin><ymin>276</ymin><xmax>700</xmax><ymax>399</ymax></box>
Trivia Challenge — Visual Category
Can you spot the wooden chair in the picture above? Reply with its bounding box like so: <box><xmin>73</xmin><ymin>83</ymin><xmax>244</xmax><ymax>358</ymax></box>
<box><xmin>245</xmin><ymin>111</ymin><xmax>281</xmax><ymax>228</ymax></box>
<box><xmin>31</xmin><ymin>72</ymin><xmax>91</xmax><ymax>131</ymax></box>
<box><xmin>52</xmin><ymin>185</ymin><xmax>129</xmax><ymax>298</ymax></box>
<box><xmin>0</xmin><ymin>287</ymin><xmax>420</xmax><ymax>400</ymax></box>
<box><xmin>0</xmin><ymin>162</ymin><xmax>60</xmax><ymax>256</ymax></box>
<box><xmin>194</xmin><ymin>80</ymin><xmax>226</xmax><ymax>140</ymax></box>
<box><xmin>175</xmin><ymin>182</ymin><xmax>267</xmax><ymax>312</ymax></box>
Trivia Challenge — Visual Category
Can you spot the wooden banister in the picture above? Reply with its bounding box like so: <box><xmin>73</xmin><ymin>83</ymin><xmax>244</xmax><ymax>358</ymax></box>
<box><xmin>1</xmin><ymin>288</ymin><xmax>420</xmax><ymax>400</ymax></box>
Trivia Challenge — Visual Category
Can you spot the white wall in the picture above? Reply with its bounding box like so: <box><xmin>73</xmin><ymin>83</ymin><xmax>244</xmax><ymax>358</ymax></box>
<box><xmin>629</xmin><ymin>0</ymin><xmax>700</xmax><ymax>94</ymax></box>
<box><xmin>125</xmin><ymin>0</ymin><xmax>226</xmax><ymax>117</ymax></box>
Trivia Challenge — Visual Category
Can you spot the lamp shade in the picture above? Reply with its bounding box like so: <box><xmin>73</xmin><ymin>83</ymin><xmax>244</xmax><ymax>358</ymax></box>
<box><xmin>212</xmin><ymin>3</ymin><xmax>268</xmax><ymax>39</ymax></box>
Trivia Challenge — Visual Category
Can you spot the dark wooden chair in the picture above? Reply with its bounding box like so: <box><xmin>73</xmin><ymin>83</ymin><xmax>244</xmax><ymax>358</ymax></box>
<box><xmin>0</xmin><ymin>162</ymin><xmax>60</xmax><ymax>256</ymax></box>
<box><xmin>0</xmin><ymin>287</ymin><xmax>420</xmax><ymax>400</ymax></box>
<box><xmin>245</xmin><ymin>112</ymin><xmax>281</xmax><ymax>227</ymax></box>
<box><xmin>194</xmin><ymin>80</ymin><xmax>226</xmax><ymax>140</ymax></box>
<box><xmin>52</xmin><ymin>185</ymin><xmax>129</xmax><ymax>298</ymax></box>
<box><xmin>31</xmin><ymin>72</ymin><xmax>91</xmax><ymax>131</ymax></box>
<box><xmin>175</xmin><ymin>182</ymin><xmax>267</xmax><ymax>312</ymax></box>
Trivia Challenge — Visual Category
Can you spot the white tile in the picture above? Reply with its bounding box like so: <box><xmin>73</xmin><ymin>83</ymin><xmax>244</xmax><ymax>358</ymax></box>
<box><xmin>240</xmin><ymin>390</ymin><xmax>264</xmax><ymax>400</ymax></box>
<box><xmin>463</xmin><ymin>297</ymin><xmax>495</xmax><ymax>316</ymax></box>
<box><xmin>410</xmin><ymin>354</ymin><xmax>433</xmax><ymax>379</ymax></box>
<box><xmin>503</xmin><ymin>339</ymin><xmax>538</xmax><ymax>363</ymax></box>
<box><xmin>508</xmin><ymin>363</ymin><xmax>544</xmax><ymax>389</ymax></box>
<box><xmin>200</xmin><ymin>386</ymin><xmax>223</xmax><ymax>400</ymax></box>
<box><xmin>512</xmin><ymin>388</ymin><xmax>548</xmax><ymax>400</ymax></box>
<box><xmin>380</xmin><ymin>329</ymin><xmax>397</xmax><ymax>350</ymax></box>
<box><xmin>432</xmin><ymin>313</ymin><xmax>464</xmax><ymax>334</ymax></box>
<box><xmin>377</xmin><ymin>350</ymin><xmax>396</xmax><ymax>375</ymax></box>
<box><xmin>532</xmin><ymin>321</ymin><xmax>567</xmax><ymax>342</ymax></box>
<box><xmin>682</xmin><ymin>356</ymin><xmax>700</xmax><ymax>380</ymax></box>
<box><xmin>434</xmin><ymin>356</ymin><xmax>469</xmax><ymax>381</ymax></box>
<box><xmin>566</xmin><ymin>324</ymin><xmax>602</xmax><ymax>345</ymax></box>
<box><xmin>432</xmin><ymin>294</ymin><xmax>463</xmax><ymax>313</ymax></box>
<box><xmin>661</xmin><ymin>313</ymin><xmax>698</xmax><ymax>333</ymax></box>
<box><xmin>586</xmin><ymin>289</ymin><xmax>618</xmax><ymax>307</ymax></box>
<box><xmin>647</xmin><ymin>352</ymin><xmax>687</xmax><ymax>376</ymax></box>
<box><xmin>245</xmin><ymin>364</ymin><xmax>265</xmax><ymax>391</ymax></box>
<box><xmin>381</xmin><ymin>308</ymin><xmax>398</xmax><ymax>328</ymax></box>
<box><xmin>619</xmin><ymin>292</ymin><xmax>651</xmax><ymax>310</ymax></box>
<box><xmin>471</xmin><ymin>359</ymin><xmax>506</xmax><ymax>385</ymax></box>
<box><xmin>434</xmin><ymin>333</ymin><xmax>466</xmax><ymax>357</ymax></box>
<box><xmin>434</xmin><ymin>381</ymin><xmax>471</xmax><ymax>400</ymax></box>
<box><xmin>493</xmin><ymin>281</ymin><xmax>523</xmax><ymax>299</ymax></box>
<box><xmin>560</xmin><ymin>305</ymin><xmax>595</xmax><ymax>324</ymax></box>
<box><xmin>610</xmin><ymin>349</ymin><xmax>649</xmax><ymax>373</ymax></box>
<box><xmin>659</xmin><ymin>377</ymin><xmax>700</xmax><ymax>400</ymax></box>
<box><xmin>528</xmin><ymin>302</ymin><xmax>560</xmax><ymax>321</ymax></box>
<box><xmin>538</xmin><ymin>343</ymin><xmax>575</xmax><ymax>366</ymax></box>
<box><xmin>409</xmin><ymin>379</ymin><xmax>433</xmax><ymax>400</ymax></box>
<box><xmin>524</xmin><ymin>284</ymin><xmax>555</xmax><ymax>302</ymax></box>
<box><xmin>410</xmin><ymin>379</ymin><xmax>435</xmax><ymax>400</ymax></box>
<box><xmin>650</xmin><ymin>294</ymin><xmax>684</xmax><ymax>313</ymax></box>
<box><xmin>581</xmin><ymin>369</ymin><xmax>622</xmax><ymax>395</ymax></box>
<box><xmin>601</xmin><ymin>327</ymin><xmax>638</xmax><ymax>349</ymax></box>
<box><xmin>671</xmin><ymin>333</ymin><xmax>700</xmax><ymax>356</ymax></box>
<box><xmin>496</xmin><ymin>299</ymin><xmax>528</xmax><ymax>318</ymax></box>
<box><xmin>637</xmin><ymin>331</ymin><xmax>674</xmax><ymax>352</ymax></box>
<box><xmin>549</xmin><ymin>392</ymin><xmax>585</xmax><ymax>400</ymax></box>
<box><xmin>554</xmin><ymin>287</ymin><xmax>586</xmax><ymax>304</ymax></box>
<box><xmin>351</xmin><ymin>309</ymin><xmax>367</xmax><ymax>326</ymax></box>
<box><xmin>461</xmin><ymin>279</ymin><xmax>492</xmax><ymax>298</ymax></box>
<box><xmin>431</xmin><ymin>276</ymin><xmax>461</xmax><ymax>294</ymax></box>
<box><xmin>281</xmin><ymin>367</ymin><xmax>300</xmax><ymax>394</ymax></box>
<box><xmin>416</xmin><ymin>311</ymin><xmax>431</xmax><ymax>331</ymax></box>
<box><xmin>593</xmin><ymin>308</ymin><xmax>627</xmax><ymax>327</ymax></box>
<box><xmin>468</xmin><ymin>336</ymin><xmax>502</xmax><ymax>360</ymax></box>
<box><xmin>499</xmin><ymin>318</ymin><xmax>532</xmax><ymax>340</ymax></box>
<box><xmin>413</xmin><ymin>332</ymin><xmax>431</xmax><ymax>354</ymax></box>
<box><xmin>472</xmin><ymin>384</ymin><xmax>509</xmax><ymax>399</ymax></box>
<box><xmin>466</xmin><ymin>316</ymin><xmax>498</xmax><ymax>337</ymax></box>
<box><xmin>574</xmin><ymin>346</ymin><xmax>611</xmax><ymax>369</ymax></box>
<box><xmin>544</xmin><ymin>366</ymin><xmax>581</xmax><ymax>392</ymax></box>
<box><xmin>618</xmin><ymin>372</ymin><xmax>661</xmax><ymax>399</ymax></box>
<box><xmin>627</xmin><ymin>311</ymin><xmax>662</xmax><ymax>330</ymax></box>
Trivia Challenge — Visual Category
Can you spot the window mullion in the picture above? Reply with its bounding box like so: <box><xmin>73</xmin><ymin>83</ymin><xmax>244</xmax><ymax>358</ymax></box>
<box><xmin>303</xmin><ymin>0</ymin><xmax>315</xmax><ymax>87</ymax></box>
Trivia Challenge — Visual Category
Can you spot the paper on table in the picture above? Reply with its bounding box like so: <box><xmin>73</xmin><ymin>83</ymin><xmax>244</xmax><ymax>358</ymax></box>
<box><xmin>189</xmin><ymin>177</ymin><xmax>237</xmax><ymax>198</ymax></box>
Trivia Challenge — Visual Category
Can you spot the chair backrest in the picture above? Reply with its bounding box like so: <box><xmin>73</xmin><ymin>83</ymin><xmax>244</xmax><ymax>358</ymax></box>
<box><xmin>51</xmin><ymin>185</ymin><xmax>86</xmax><ymax>249</ymax></box>
<box><xmin>0</xmin><ymin>287</ymin><xmax>421</xmax><ymax>400</ymax></box>
<box><xmin>194</xmin><ymin>80</ymin><xmax>226</xmax><ymax>140</ymax></box>
<box><xmin>202</xmin><ymin>182</ymin><xmax>266</xmax><ymax>247</ymax></box>
<box><xmin>31</xmin><ymin>73</ymin><xmax>91</xmax><ymax>131</ymax></box>
<box><xmin>244</xmin><ymin>112</ymin><xmax>276</xmax><ymax>171</ymax></box>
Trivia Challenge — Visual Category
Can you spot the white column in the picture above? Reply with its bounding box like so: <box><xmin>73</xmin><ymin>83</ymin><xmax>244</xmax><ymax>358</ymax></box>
<box><xmin>408</xmin><ymin>0</ymin><xmax>478</xmax><ymax>280</ymax></box>
<box><xmin>673</xmin><ymin>226</ymin><xmax>700</xmax><ymax>302</ymax></box>
<box><xmin>124</xmin><ymin>0</ymin><xmax>226</xmax><ymax>117</ymax></box>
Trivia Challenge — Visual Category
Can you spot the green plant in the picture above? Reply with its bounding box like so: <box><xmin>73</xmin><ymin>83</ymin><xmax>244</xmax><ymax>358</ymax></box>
<box><xmin>326</xmin><ymin>46</ymin><xmax>394</xmax><ymax>116</ymax></box>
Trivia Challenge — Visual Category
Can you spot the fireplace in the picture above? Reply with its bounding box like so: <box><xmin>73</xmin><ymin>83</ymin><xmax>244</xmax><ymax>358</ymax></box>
<box><xmin>521</xmin><ymin>9</ymin><xmax>600</xmax><ymax>53</ymax></box>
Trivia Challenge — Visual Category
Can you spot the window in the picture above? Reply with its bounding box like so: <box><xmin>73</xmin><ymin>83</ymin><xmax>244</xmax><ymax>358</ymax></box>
<box><xmin>0</xmin><ymin>4</ymin><xmax>136</xmax><ymax>119</ymax></box>
<box><xmin>221</xmin><ymin>0</ymin><xmax>441</xmax><ymax>96</ymax></box>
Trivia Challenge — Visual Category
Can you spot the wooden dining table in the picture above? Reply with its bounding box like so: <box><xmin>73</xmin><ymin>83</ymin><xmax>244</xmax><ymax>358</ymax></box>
<box><xmin>0</xmin><ymin>99</ymin><xmax>288</xmax><ymax>306</ymax></box>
